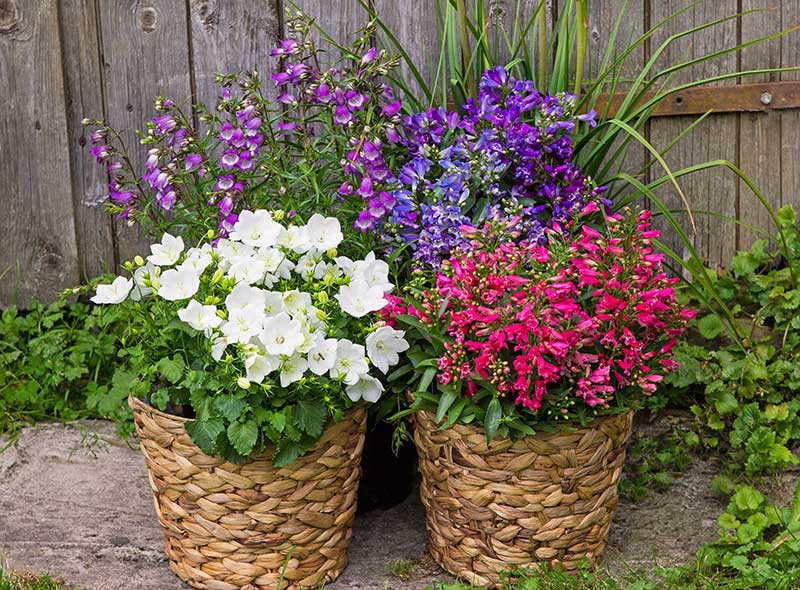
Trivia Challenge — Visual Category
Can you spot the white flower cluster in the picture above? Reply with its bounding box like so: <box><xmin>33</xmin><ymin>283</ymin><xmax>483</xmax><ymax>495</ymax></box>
<box><xmin>92</xmin><ymin>210</ymin><xmax>408</xmax><ymax>403</ymax></box>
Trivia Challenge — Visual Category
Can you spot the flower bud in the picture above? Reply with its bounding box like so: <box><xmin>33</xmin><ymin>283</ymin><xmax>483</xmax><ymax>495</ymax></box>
<box><xmin>237</xmin><ymin>377</ymin><xmax>251</xmax><ymax>389</ymax></box>
<box><xmin>206</xmin><ymin>229</ymin><xmax>215</xmax><ymax>240</ymax></box>
<box><xmin>123</xmin><ymin>261</ymin><xmax>134</xmax><ymax>272</ymax></box>
<box><xmin>133</xmin><ymin>255</ymin><xmax>145</xmax><ymax>267</ymax></box>
<box><xmin>272</xmin><ymin>209</ymin><xmax>285</xmax><ymax>221</ymax></box>
<box><xmin>315</xmin><ymin>309</ymin><xmax>328</xmax><ymax>322</ymax></box>
<box><xmin>325</xmin><ymin>248</ymin><xmax>337</xmax><ymax>259</ymax></box>
<box><xmin>317</xmin><ymin>291</ymin><xmax>329</xmax><ymax>305</ymax></box>
<box><xmin>211</xmin><ymin>268</ymin><xmax>225</xmax><ymax>284</ymax></box>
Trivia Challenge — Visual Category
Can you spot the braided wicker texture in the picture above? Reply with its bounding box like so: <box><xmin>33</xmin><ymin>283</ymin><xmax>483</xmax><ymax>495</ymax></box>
<box><xmin>129</xmin><ymin>396</ymin><xmax>366</xmax><ymax>590</ymax></box>
<box><xmin>414</xmin><ymin>409</ymin><xmax>634</xmax><ymax>588</ymax></box>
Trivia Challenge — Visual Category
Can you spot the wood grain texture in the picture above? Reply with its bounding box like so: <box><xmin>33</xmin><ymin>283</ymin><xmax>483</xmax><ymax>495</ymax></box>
<box><xmin>0</xmin><ymin>0</ymin><xmax>79</xmax><ymax>306</ymax></box>
<box><xmin>59</xmin><ymin>0</ymin><xmax>116</xmax><ymax>280</ymax></box>
<box><xmin>189</xmin><ymin>0</ymin><xmax>282</xmax><ymax>108</ymax></box>
<box><xmin>98</xmin><ymin>0</ymin><xmax>192</xmax><ymax>265</ymax></box>
<box><xmin>373</xmin><ymin>0</ymin><xmax>441</xmax><ymax>97</ymax></box>
<box><xmin>648</xmin><ymin>1</ymin><xmax>739</xmax><ymax>268</ymax></box>
<box><xmin>780</xmin><ymin>3</ymin><xmax>800</xmax><ymax>223</ymax></box>
<box><xmin>738</xmin><ymin>1</ymin><xmax>783</xmax><ymax>250</ymax></box>
<box><xmin>585</xmin><ymin>0</ymin><xmax>645</xmax><ymax>195</ymax></box>
<box><xmin>291</xmin><ymin>0</ymin><xmax>370</xmax><ymax>67</ymax></box>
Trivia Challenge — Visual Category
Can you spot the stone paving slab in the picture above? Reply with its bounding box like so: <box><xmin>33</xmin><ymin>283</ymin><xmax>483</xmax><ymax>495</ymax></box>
<box><xmin>2</xmin><ymin>419</ymin><xmax>792</xmax><ymax>590</ymax></box>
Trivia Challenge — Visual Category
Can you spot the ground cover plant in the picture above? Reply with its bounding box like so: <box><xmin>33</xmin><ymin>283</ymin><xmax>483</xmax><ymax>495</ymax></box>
<box><xmin>664</xmin><ymin>206</ymin><xmax>800</xmax><ymax>477</ymax></box>
<box><xmin>0</xmin><ymin>296</ymin><xmax>134</xmax><ymax>441</ymax></box>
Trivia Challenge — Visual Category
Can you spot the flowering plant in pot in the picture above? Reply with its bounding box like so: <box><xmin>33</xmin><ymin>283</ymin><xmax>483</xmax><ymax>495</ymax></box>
<box><xmin>87</xmin><ymin>14</ymin><xmax>403</xmax><ymax>246</ymax></box>
<box><xmin>90</xmin><ymin>209</ymin><xmax>407</xmax><ymax>589</ymax></box>
<box><xmin>388</xmin><ymin>207</ymin><xmax>694</xmax><ymax>586</ymax></box>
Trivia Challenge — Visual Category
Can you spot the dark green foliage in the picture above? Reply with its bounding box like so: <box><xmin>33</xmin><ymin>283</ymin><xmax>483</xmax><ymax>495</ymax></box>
<box><xmin>696</xmin><ymin>481</ymin><xmax>800</xmax><ymax>589</ymax></box>
<box><xmin>664</xmin><ymin>205</ymin><xmax>800</xmax><ymax>476</ymax></box>
<box><xmin>0</xmin><ymin>298</ymin><xmax>134</xmax><ymax>439</ymax></box>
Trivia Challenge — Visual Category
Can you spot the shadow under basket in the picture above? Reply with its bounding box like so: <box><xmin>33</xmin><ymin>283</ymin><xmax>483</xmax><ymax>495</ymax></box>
<box><xmin>413</xmin><ymin>409</ymin><xmax>634</xmax><ymax>588</ymax></box>
<box><xmin>128</xmin><ymin>396</ymin><xmax>366</xmax><ymax>590</ymax></box>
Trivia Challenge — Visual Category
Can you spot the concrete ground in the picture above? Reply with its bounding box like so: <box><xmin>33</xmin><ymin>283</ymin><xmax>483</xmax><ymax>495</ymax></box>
<box><xmin>1</xmin><ymin>420</ymin><xmax>796</xmax><ymax>590</ymax></box>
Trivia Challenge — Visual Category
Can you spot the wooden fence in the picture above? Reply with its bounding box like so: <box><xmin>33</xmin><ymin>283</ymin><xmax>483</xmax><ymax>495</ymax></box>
<box><xmin>1</xmin><ymin>0</ymin><xmax>799</xmax><ymax>306</ymax></box>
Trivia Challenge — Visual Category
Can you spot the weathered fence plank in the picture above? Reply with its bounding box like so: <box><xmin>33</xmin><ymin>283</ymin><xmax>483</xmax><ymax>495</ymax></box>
<box><xmin>189</xmin><ymin>0</ymin><xmax>282</xmax><ymax>109</ymax></box>
<box><xmin>781</xmin><ymin>3</ymin><xmax>800</xmax><ymax>225</ymax></box>
<box><xmin>0</xmin><ymin>0</ymin><xmax>79</xmax><ymax>307</ymax></box>
<box><xmin>97</xmin><ymin>0</ymin><xmax>193</xmax><ymax>264</ymax></box>
<box><xmin>738</xmin><ymin>1</ymin><xmax>784</xmax><ymax>250</ymax></box>
<box><xmin>292</xmin><ymin>0</ymin><xmax>369</xmax><ymax>66</ymax></box>
<box><xmin>59</xmin><ymin>0</ymin><xmax>116</xmax><ymax>280</ymax></box>
<box><xmin>649</xmin><ymin>1</ymin><xmax>739</xmax><ymax>269</ymax></box>
<box><xmin>585</xmin><ymin>0</ymin><xmax>646</xmax><ymax>196</ymax></box>
<box><xmin>373</xmin><ymin>0</ymin><xmax>441</xmax><ymax>97</ymax></box>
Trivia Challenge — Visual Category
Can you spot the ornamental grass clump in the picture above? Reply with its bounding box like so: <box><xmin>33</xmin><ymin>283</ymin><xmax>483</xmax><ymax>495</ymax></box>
<box><xmin>90</xmin><ymin>209</ymin><xmax>407</xmax><ymax>466</ymax></box>
<box><xmin>395</xmin><ymin>207</ymin><xmax>695</xmax><ymax>442</ymax></box>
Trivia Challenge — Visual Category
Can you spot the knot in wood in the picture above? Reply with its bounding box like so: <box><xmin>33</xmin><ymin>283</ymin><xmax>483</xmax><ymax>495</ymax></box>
<box><xmin>0</xmin><ymin>0</ymin><xmax>19</xmax><ymax>34</ymax></box>
<box><xmin>137</xmin><ymin>3</ymin><xmax>157</xmax><ymax>33</ymax></box>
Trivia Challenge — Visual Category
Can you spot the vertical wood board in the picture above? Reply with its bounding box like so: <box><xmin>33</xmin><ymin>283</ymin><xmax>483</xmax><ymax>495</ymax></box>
<box><xmin>59</xmin><ymin>0</ymin><xmax>116</xmax><ymax>280</ymax></box>
<box><xmin>0</xmin><ymin>0</ymin><xmax>79</xmax><ymax>306</ymax></box>
<box><xmin>98</xmin><ymin>0</ymin><xmax>193</xmax><ymax>265</ymax></box>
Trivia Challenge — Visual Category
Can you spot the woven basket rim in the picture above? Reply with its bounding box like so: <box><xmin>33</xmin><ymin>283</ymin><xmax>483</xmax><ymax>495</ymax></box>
<box><xmin>128</xmin><ymin>394</ymin><xmax>365</xmax><ymax>424</ymax></box>
<box><xmin>129</xmin><ymin>395</ymin><xmax>191</xmax><ymax>424</ymax></box>
<box><xmin>416</xmin><ymin>405</ymin><xmax>634</xmax><ymax>436</ymax></box>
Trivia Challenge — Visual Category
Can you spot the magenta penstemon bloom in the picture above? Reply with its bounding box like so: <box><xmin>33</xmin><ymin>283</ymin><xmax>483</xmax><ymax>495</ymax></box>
<box><xmin>394</xmin><ymin>207</ymin><xmax>695</xmax><ymax>420</ymax></box>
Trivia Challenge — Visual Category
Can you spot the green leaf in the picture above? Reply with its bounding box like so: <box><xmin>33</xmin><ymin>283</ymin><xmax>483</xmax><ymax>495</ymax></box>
<box><xmin>435</xmin><ymin>388</ymin><xmax>458</xmax><ymax>424</ymax></box>
<box><xmin>484</xmin><ymin>397</ymin><xmax>502</xmax><ymax>445</ymax></box>
<box><xmin>157</xmin><ymin>355</ymin><xmax>185</xmax><ymax>384</ymax></box>
<box><xmin>213</xmin><ymin>395</ymin><xmax>247</xmax><ymax>422</ymax></box>
<box><xmin>711</xmin><ymin>390</ymin><xmax>739</xmax><ymax>416</ymax></box>
<box><xmin>185</xmin><ymin>417</ymin><xmax>224</xmax><ymax>456</ymax></box>
<box><xmin>697</xmin><ymin>314</ymin><xmax>726</xmax><ymax>340</ymax></box>
<box><xmin>269</xmin><ymin>411</ymin><xmax>286</xmax><ymax>433</ymax></box>
<box><xmin>419</xmin><ymin>367</ymin><xmax>437</xmax><ymax>393</ymax></box>
<box><xmin>227</xmin><ymin>420</ymin><xmax>258</xmax><ymax>457</ymax></box>
<box><xmin>718</xmin><ymin>512</ymin><xmax>740</xmax><ymax>530</ymax></box>
<box><xmin>777</xmin><ymin>204</ymin><xmax>796</xmax><ymax>227</ymax></box>
<box><xmin>734</xmin><ymin>486</ymin><xmax>765</xmax><ymax>512</ymax></box>
<box><xmin>273</xmin><ymin>442</ymin><xmax>306</xmax><ymax>467</ymax></box>
<box><xmin>295</xmin><ymin>400</ymin><xmax>327</xmax><ymax>438</ymax></box>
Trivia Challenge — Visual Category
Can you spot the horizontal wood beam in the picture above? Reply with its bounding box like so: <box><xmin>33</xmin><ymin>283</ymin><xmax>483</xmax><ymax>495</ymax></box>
<box><xmin>596</xmin><ymin>80</ymin><xmax>800</xmax><ymax>118</ymax></box>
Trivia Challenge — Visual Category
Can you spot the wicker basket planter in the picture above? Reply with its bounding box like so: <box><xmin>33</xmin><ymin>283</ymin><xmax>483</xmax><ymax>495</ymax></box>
<box><xmin>129</xmin><ymin>396</ymin><xmax>367</xmax><ymax>590</ymax></box>
<box><xmin>413</xmin><ymin>409</ymin><xmax>634</xmax><ymax>587</ymax></box>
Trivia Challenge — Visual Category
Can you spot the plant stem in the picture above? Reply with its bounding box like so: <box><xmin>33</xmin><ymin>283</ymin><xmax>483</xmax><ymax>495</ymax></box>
<box><xmin>455</xmin><ymin>0</ymin><xmax>476</xmax><ymax>99</ymax></box>
<box><xmin>575</xmin><ymin>0</ymin><xmax>588</xmax><ymax>95</ymax></box>
<box><xmin>537</xmin><ymin>0</ymin><xmax>547</xmax><ymax>88</ymax></box>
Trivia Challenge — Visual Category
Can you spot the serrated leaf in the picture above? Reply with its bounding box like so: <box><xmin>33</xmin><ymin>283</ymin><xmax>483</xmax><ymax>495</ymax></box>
<box><xmin>273</xmin><ymin>442</ymin><xmax>305</xmax><ymax>467</ymax></box>
<box><xmin>270</xmin><ymin>411</ymin><xmax>286</xmax><ymax>433</ymax></box>
<box><xmin>734</xmin><ymin>486</ymin><xmax>765</xmax><ymax>512</ymax></box>
<box><xmin>157</xmin><ymin>355</ymin><xmax>185</xmax><ymax>384</ymax></box>
<box><xmin>718</xmin><ymin>512</ymin><xmax>740</xmax><ymax>530</ymax></box>
<box><xmin>227</xmin><ymin>420</ymin><xmax>258</xmax><ymax>457</ymax></box>
<box><xmin>697</xmin><ymin>314</ymin><xmax>726</xmax><ymax>340</ymax></box>
<box><xmin>295</xmin><ymin>400</ymin><xmax>327</xmax><ymax>438</ymax></box>
<box><xmin>185</xmin><ymin>417</ymin><xmax>224</xmax><ymax>456</ymax></box>
<box><xmin>484</xmin><ymin>397</ymin><xmax>502</xmax><ymax>445</ymax></box>
<box><xmin>213</xmin><ymin>395</ymin><xmax>247</xmax><ymax>422</ymax></box>
<box><xmin>710</xmin><ymin>389</ymin><xmax>739</xmax><ymax>416</ymax></box>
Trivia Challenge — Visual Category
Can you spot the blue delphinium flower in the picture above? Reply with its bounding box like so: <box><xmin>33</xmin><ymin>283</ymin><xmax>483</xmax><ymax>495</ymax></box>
<box><xmin>372</xmin><ymin>66</ymin><xmax>606</xmax><ymax>268</ymax></box>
